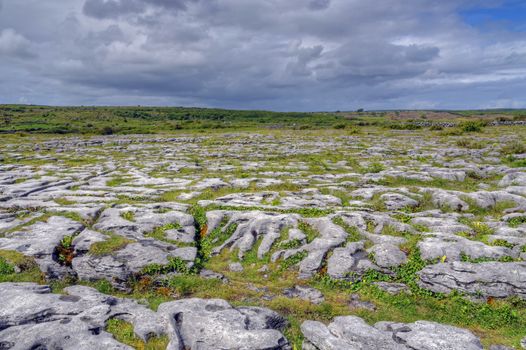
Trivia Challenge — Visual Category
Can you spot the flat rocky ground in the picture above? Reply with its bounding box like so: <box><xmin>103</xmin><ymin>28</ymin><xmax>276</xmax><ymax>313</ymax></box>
<box><xmin>1</xmin><ymin>126</ymin><xmax>526</xmax><ymax>349</ymax></box>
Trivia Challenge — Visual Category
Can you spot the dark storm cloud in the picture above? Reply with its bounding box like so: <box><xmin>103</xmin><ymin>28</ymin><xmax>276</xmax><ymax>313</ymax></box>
<box><xmin>308</xmin><ymin>0</ymin><xmax>331</xmax><ymax>10</ymax></box>
<box><xmin>82</xmin><ymin>0</ymin><xmax>196</xmax><ymax>18</ymax></box>
<box><xmin>83</xmin><ymin>0</ymin><xmax>144</xmax><ymax>19</ymax></box>
<box><xmin>0</xmin><ymin>0</ymin><xmax>525</xmax><ymax>109</ymax></box>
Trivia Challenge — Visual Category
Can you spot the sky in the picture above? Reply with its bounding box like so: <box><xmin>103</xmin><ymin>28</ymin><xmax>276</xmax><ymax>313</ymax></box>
<box><xmin>0</xmin><ymin>0</ymin><xmax>525</xmax><ymax>111</ymax></box>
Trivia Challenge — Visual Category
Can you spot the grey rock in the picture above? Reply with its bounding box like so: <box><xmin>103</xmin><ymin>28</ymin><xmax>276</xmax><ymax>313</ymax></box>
<box><xmin>283</xmin><ymin>285</ymin><xmax>325</xmax><ymax>304</ymax></box>
<box><xmin>378</xmin><ymin>320</ymin><xmax>483</xmax><ymax>350</ymax></box>
<box><xmin>418</xmin><ymin>235</ymin><xmax>513</xmax><ymax>262</ymax></box>
<box><xmin>229</xmin><ymin>262</ymin><xmax>244</xmax><ymax>272</ymax></box>
<box><xmin>298</xmin><ymin>217</ymin><xmax>348</xmax><ymax>278</ymax></box>
<box><xmin>301</xmin><ymin>315</ymin><xmax>483</xmax><ymax>350</ymax></box>
<box><xmin>0</xmin><ymin>282</ymin><xmax>290</xmax><ymax>350</ymax></box>
<box><xmin>0</xmin><ymin>216</ymin><xmax>84</xmax><ymax>278</ymax></box>
<box><xmin>157</xmin><ymin>298</ymin><xmax>290</xmax><ymax>350</ymax></box>
<box><xmin>368</xmin><ymin>243</ymin><xmax>407</xmax><ymax>268</ymax></box>
<box><xmin>73</xmin><ymin>240</ymin><xmax>196</xmax><ymax>290</ymax></box>
<box><xmin>489</xmin><ymin>345</ymin><xmax>515</xmax><ymax>350</ymax></box>
<box><xmin>72</xmin><ymin>229</ymin><xmax>108</xmax><ymax>252</ymax></box>
<box><xmin>93</xmin><ymin>206</ymin><xmax>195</xmax><ymax>241</ymax></box>
<box><xmin>199</xmin><ymin>269</ymin><xmax>228</xmax><ymax>282</ymax></box>
<box><xmin>373</xmin><ymin>282</ymin><xmax>411</xmax><ymax>295</ymax></box>
<box><xmin>327</xmin><ymin>242</ymin><xmax>379</xmax><ymax>280</ymax></box>
<box><xmin>301</xmin><ymin>316</ymin><xmax>404</xmax><ymax>349</ymax></box>
<box><xmin>0</xmin><ymin>282</ymin><xmax>163</xmax><ymax>349</ymax></box>
<box><xmin>380</xmin><ymin>193</ymin><xmax>419</xmax><ymax>210</ymax></box>
<box><xmin>211</xmin><ymin>211</ymin><xmax>300</xmax><ymax>260</ymax></box>
<box><xmin>418</xmin><ymin>261</ymin><xmax>526</xmax><ymax>298</ymax></box>
<box><xmin>348</xmin><ymin>293</ymin><xmax>376</xmax><ymax>311</ymax></box>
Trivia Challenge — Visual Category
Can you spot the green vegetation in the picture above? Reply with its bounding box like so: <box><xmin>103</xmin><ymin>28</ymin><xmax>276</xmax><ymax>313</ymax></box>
<box><xmin>0</xmin><ymin>250</ymin><xmax>42</xmax><ymax>283</ymax></box>
<box><xmin>89</xmin><ymin>234</ymin><xmax>133</xmax><ymax>256</ymax></box>
<box><xmin>105</xmin><ymin>319</ymin><xmax>169</xmax><ymax>350</ymax></box>
<box><xmin>0</xmin><ymin>105</ymin><xmax>344</xmax><ymax>134</ymax></box>
<box><xmin>120</xmin><ymin>211</ymin><xmax>135</xmax><ymax>222</ymax></box>
<box><xmin>455</xmin><ymin>138</ymin><xmax>486</xmax><ymax>149</ymax></box>
<box><xmin>144</xmin><ymin>223</ymin><xmax>182</xmax><ymax>244</ymax></box>
<box><xmin>508</xmin><ymin>216</ymin><xmax>526</xmax><ymax>228</ymax></box>
<box><xmin>0</xmin><ymin>257</ymin><xmax>15</xmax><ymax>275</ymax></box>
<box><xmin>459</xmin><ymin>120</ymin><xmax>486</xmax><ymax>133</ymax></box>
<box><xmin>501</xmin><ymin>140</ymin><xmax>526</xmax><ymax>155</ymax></box>
<box><xmin>141</xmin><ymin>256</ymin><xmax>189</xmax><ymax>275</ymax></box>
<box><xmin>107</xmin><ymin>176</ymin><xmax>131</xmax><ymax>187</ymax></box>
<box><xmin>55</xmin><ymin>235</ymin><xmax>75</xmax><ymax>266</ymax></box>
<box><xmin>1</xmin><ymin>105</ymin><xmax>525</xmax><ymax>135</ymax></box>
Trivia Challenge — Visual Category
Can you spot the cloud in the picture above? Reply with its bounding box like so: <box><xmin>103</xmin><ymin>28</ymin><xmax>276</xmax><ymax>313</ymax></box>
<box><xmin>0</xmin><ymin>29</ymin><xmax>35</xmax><ymax>59</ymax></box>
<box><xmin>82</xmin><ymin>0</ymin><xmax>144</xmax><ymax>19</ymax></box>
<box><xmin>0</xmin><ymin>0</ymin><xmax>525</xmax><ymax>110</ymax></box>
<box><xmin>82</xmin><ymin>0</ymin><xmax>196</xmax><ymax>18</ymax></box>
<box><xmin>308</xmin><ymin>0</ymin><xmax>331</xmax><ymax>10</ymax></box>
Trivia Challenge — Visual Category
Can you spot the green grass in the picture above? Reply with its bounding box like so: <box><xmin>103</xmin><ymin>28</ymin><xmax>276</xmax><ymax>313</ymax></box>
<box><xmin>501</xmin><ymin>140</ymin><xmax>526</xmax><ymax>155</ymax></box>
<box><xmin>0</xmin><ymin>105</ymin><xmax>349</xmax><ymax>134</ymax></box>
<box><xmin>105</xmin><ymin>319</ymin><xmax>169</xmax><ymax>350</ymax></box>
<box><xmin>280</xmin><ymin>251</ymin><xmax>308</xmax><ymax>270</ymax></box>
<box><xmin>297</xmin><ymin>222</ymin><xmax>318</xmax><ymax>243</ymax></box>
<box><xmin>144</xmin><ymin>223</ymin><xmax>182</xmax><ymax>244</ymax></box>
<box><xmin>120</xmin><ymin>211</ymin><xmax>135</xmax><ymax>222</ymax></box>
<box><xmin>107</xmin><ymin>176</ymin><xmax>131</xmax><ymax>187</ymax></box>
<box><xmin>0</xmin><ymin>250</ymin><xmax>43</xmax><ymax>283</ymax></box>
<box><xmin>89</xmin><ymin>234</ymin><xmax>133</xmax><ymax>256</ymax></box>
<box><xmin>508</xmin><ymin>216</ymin><xmax>526</xmax><ymax>228</ymax></box>
<box><xmin>141</xmin><ymin>256</ymin><xmax>189</xmax><ymax>276</ymax></box>
<box><xmin>0</xmin><ymin>257</ymin><xmax>15</xmax><ymax>275</ymax></box>
<box><xmin>332</xmin><ymin>216</ymin><xmax>362</xmax><ymax>242</ymax></box>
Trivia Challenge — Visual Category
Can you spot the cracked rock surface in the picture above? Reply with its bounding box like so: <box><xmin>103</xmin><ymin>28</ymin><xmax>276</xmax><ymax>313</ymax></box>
<box><xmin>1</xmin><ymin>129</ymin><xmax>526</xmax><ymax>348</ymax></box>
<box><xmin>0</xmin><ymin>282</ymin><xmax>291</xmax><ymax>350</ymax></box>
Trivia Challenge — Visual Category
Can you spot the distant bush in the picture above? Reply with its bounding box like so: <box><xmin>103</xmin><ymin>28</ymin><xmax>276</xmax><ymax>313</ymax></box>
<box><xmin>364</xmin><ymin>162</ymin><xmax>385</xmax><ymax>173</ymax></box>
<box><xmin>501</xmin><ymin>140</ymin><xmax>526</xmax><ymax>155</ymax></box>
<box><xmin>101</xmin><ymin>126</ymin><xmax>115</xmax><ymax>135</ymax></box>
<box><xmin>440</xmin><ymin>128</ymin><xmax>464</xmax><ymax>136</ymax></box>
<box><xmin>388</xmin><ymin>123</ymin><xmax>422</xmax><ymax>130</ymax></box>
<box><xmin>333</xmin><ymin>122</ymin><xmax>347</xmax><ymax>129</ymax></box>
<box><xmin>429</xmin><ymin>125</ymin><xmax>443</xmax><ymax>131</ymax></box>
<box><xmin>456</xmin><ymin>138</ymin><xmax>485</xmax><ymax>149</ymax></box>
<box><xmin>459</xmin><ymin>120</ymin><xmax>485</xmax><ymax>133</ymax></box>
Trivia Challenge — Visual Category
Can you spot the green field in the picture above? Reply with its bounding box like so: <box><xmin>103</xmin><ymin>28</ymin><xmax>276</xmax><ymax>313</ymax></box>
<box><xmin>1</xmin><ymin>104</ymin><xmax>525</xmax><ymax>135</ymax></box>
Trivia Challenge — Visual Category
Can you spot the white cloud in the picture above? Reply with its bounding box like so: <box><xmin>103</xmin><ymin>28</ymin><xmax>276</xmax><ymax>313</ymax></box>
<box><xmin>0</xmin><ymin>28</ymin><xmax>34</xmax><ymax>58</ymax></box>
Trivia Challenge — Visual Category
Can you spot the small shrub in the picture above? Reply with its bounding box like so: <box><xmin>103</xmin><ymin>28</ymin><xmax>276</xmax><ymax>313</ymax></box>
<box><xmin>364</xmin><ymin>162</ymin><xmax>385</xmax><ymax>174</ymax></box>
<box><xmin>508</xmin><ymin>216</ymin><xmax>526</xmax><ymax>228</ymax></box>
<box><xmin>501</xmin><ymin>140</ymin><xmax>526</xmax><ymax>155</ymax></box>
<box><xmin>280</xmin><ymin>251</ymin><xmax>308</xmax><ymax>270</ymax></box>
<box><xmin>55</xmin><ymin>235</ymin><xmax>75</xmax><ymax>266</ymax></box>
<box><xmin>0</xmin><ymin>257</ymin><xmax>15</xmax><ymax>275</ymax></box>
<box><xmin>456</xmin><ymin>138</ymin><xmax>485</xmax><ymax>149</ymax></box>
<box><xmin>141</xmin><ymin>257</ymin><xmax>189</xmax><ymax>275</ymax></box>
<box><xmin>459</xmin><ymin>120</ymin><xmax>485</xmax><ymax>133</ymax></box>
<box><xmin>101</xmin><ymin>126</ymin><xmax>115</xmax><ymax>135</ymax></box>
<box><xmin>120</xmin><ymin>211</ymin><xmax>135</xmax><ymax>222</ymax></box>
